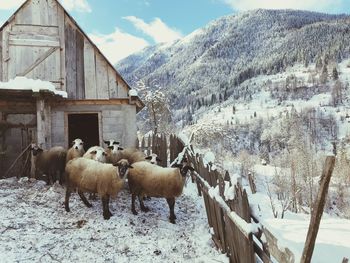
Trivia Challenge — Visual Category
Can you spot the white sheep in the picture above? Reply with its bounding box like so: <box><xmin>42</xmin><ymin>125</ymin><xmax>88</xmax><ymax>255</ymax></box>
<box><xmin>127</xmin><ymin>160</ymin><xmax>194</xmax><ymax>223</ymax></box>
<box><xmin>30</xmin><ymin>144</ymin><xmax>67</xmax><ymax>185</ymax></box>
<box><xmin>144</xmin><ymin>153</ymin><xmax>162</xmax><ymax>165</ymax></box>
<box><xmin>65</xmin><ymin>157</ymin><xmax>133</xmax><ymax>219</ymax></box>
<box><xmin>66</xmin><ymin>138</ymin><xmax>85</xmax><ymax>163</ymax></box>
<box><xmin>83</xmin><ymin>146</ymin><xmax>107</xmax><ymax>163</ymax></box>
<box><xmin>104</xmin><ymin>139</ymin><xmax>120</xmax><ymax>149</ymax></box>
<box><xmin>106</xmin><ymin>146</ymin><xmax>151</xmax><ymax>166</ymax></box>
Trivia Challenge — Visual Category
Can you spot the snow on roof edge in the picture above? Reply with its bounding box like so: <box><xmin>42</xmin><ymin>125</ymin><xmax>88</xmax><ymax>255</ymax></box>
<box><xmin>0</xmin><ymin>77</ymin><xmax>68</xmax><ymax>98</ymax></box>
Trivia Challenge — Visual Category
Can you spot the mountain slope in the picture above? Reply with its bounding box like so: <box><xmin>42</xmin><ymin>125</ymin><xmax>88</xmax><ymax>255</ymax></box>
<box><xmin>116</xmin><ymin>9</ymin><xmax>350</xmax><ymax>113</ymax></box>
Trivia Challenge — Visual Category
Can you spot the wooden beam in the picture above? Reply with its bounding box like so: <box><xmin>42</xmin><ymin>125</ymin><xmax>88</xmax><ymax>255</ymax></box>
<box><xmin>52</xmin><ymin>99</ymin><xmax>130</xmax><ymax>106</ymax></box>
<box><xmin>17</xmin><ymin>46</ymin><xmax>60</xmax><ymax>77</ymax></box>
<box><xmin>9</xmin><ymin>38</ymin><xmax>60</xmax><ymax>47</ymax></box>
<box><xmin>300</xmin><ymin>156</ymin><xmax>336</xmax><ymax>263</ymax></box>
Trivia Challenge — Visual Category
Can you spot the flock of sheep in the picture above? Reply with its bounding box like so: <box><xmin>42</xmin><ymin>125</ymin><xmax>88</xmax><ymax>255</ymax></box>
<box><xmin>30</xmin><ymin>139</ymin><xmax>194</xmax><ymax>223</ymax></box>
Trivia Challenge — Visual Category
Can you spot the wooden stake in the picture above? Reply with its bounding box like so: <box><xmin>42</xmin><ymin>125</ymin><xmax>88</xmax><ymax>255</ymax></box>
<box><xmin>300</xmin><ymin>156</ymin><xmax>335</xmax><ymax>263</ymax></box>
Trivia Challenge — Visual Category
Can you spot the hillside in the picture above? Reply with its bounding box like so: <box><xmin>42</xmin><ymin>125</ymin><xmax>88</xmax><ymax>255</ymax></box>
<box><xmin>117</xmin><ymin>9</ymin><xmax>350</xmax><ymax>115</ymax></box>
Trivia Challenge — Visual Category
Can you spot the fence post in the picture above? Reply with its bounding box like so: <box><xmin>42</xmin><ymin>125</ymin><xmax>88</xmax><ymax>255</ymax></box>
<box><xmin>300</xmin><ymin>156</ymin><xmax>335</xmax><ymax>263</ymax></box>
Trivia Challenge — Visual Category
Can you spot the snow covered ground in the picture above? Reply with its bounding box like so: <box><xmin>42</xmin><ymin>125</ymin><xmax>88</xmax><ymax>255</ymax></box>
<box><xmin>250</xmin><ymin>164</ymin><xmax>350</xmax><ymax>263</ymax></box>
<box><xmin>0</xmin><ymin>177</ymin><xmax>227</xmax><ymax>263</ymax></box>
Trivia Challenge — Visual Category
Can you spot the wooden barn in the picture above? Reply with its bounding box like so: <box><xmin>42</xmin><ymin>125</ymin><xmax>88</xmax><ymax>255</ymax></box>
<box><xmin>0</xmin><ymin>0</ymin><xmax>144</xmax><ymax>176</ymax></box>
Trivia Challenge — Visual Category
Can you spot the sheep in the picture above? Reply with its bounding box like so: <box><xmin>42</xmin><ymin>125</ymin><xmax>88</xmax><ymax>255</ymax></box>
<box><xmin>83</xmin><ymin>146</ymin><xmax>107</xmax><ymax>163</ymax></box>
<box><xmin>104</xmin><ymin>139</ymin><xmax>120</xmax><ymax>149</ymax></box>
<box><xmin>127</xmin><ymin>159</ymin><xmax>194</xmax><ymax>223</ymax></box>
<box><xmin>144</xmin><ymin>153</ymin><xmax>162</xmax><ymax>165</ymax></box>
<box><xmin>66</xmin><ymin>138</ymin><xmax>85</xmax><ymax>163</ymax></box>
<box><xmin>106</xmin><ymin>146</ymin><xmax>149</xmax><ymax>166</ymax></box>
<box><xmin>65</xmin><ymin>157</ymin><xmax>133</xmax><ymax>219</ymax></box>
<box><xmin>30</xmin><ymin>144</ymin><xmax>67</xmax><ymax>185</ymax></box>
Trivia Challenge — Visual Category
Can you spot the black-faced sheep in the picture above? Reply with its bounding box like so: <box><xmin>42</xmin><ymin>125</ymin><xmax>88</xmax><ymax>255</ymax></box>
<box><xmin>104</xmin><ymin>139</ymin><xmax>120</xmax><ymax>148</ymax></box>
<box><xmin>65</xmin><ymin>157</ymin><xmax>133</xmax><ymax>219</ymax></box>
<box><xmin>66</xmin><ymin>138</ymin><xmax>85</xmax><ymax>163</ymax></box>
<box><xmin>127</xmin><ymin>160</ymin><xmax>194</xmax><ymax>223</ymax></box>
<box><xmin>83</xmin><ymin>146</ymin><xmax>107</xmax><ymax>163</ymax></box>
<box><xmin>30</xmin><ymin>144</ymin><xmax>67</xmax><ymax>185</ymax></box>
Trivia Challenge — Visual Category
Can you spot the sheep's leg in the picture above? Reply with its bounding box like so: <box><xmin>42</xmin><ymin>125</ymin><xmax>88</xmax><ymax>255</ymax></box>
<box><xmin>138</xmin><ymin>195</ymin><xmax>149</xmax><ymax>212</ymax></box>
<box><xmin>65</xmin><ymin>188</ymin><xmax>71</xmax><ymax>212</ymax></box>
<box><xmin>166</xmin><ymin>197</ymin><xmax>176</xmax><ymax>224</ymax></box>
<box><xmin>131</xmin><ymin>194</ymin><xmax>138</xmax><ymax>215</ymax></box>
<box><xmin>102</xmin><ymin>196</ymin><xmax>111</xmax><ymax>220</ymax></box>
<box><xmin>78</xmin><ymin>190</ymin><xmax>92</xmax><ymax>208</ymax></box>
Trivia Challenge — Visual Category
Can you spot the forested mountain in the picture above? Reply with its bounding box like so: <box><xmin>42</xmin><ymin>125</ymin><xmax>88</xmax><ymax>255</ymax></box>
<box><xmin>117</xmin><ymin>9</ymin><xmax>350</xmax><ymax>116</ymax></box>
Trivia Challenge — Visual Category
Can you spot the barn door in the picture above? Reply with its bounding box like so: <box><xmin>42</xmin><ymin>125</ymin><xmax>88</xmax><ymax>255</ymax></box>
<box><xmin>4</xmin><ymin>24</ymin><xmax>62</xmax><ymax>90</ymax></box>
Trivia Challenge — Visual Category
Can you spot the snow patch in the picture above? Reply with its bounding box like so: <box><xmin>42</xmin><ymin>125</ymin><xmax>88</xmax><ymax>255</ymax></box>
<box><xmin>0</xmin><ymin>77</ymin><xmax>67</xmax><ymax>98</ymax></box>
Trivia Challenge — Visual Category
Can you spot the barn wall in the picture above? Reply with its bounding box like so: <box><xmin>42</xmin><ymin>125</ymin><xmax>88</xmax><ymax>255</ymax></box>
<box><xmin>50</xmin><ymin>104</ymin><xmax>137</xmax><ymax>149</ymax></box>
<box><xmin>0</xmin><ymin>0</ymin><xmax>131</xmax><ymax>99</ymax></box>
<box><xmin>0</xmin><ymin>0</ymin><xmax>62</xmax><ymax>90</ymax></box>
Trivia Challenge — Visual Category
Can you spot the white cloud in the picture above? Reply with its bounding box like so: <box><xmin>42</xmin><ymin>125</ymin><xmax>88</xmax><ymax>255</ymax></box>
<box><xmin>123</xmin><ymin>16</ymin><xmax>183</xmax><ymax>43</ymax></box>
<box><xmin>0</xmin><ymin>0</ymin><xmax>91</xmax><ymax>12</ymax></box>
<box><xmin>60</xmin><ymin>0</ymin><xmax>91</xmax><ymax>13</ymax></box>
<box><xmin>0</xmin><ymin>0</ymin><xmax>25</xmax><ymax>10</ymax></box>
<box><xmin>89</xmin><ymin>28</ymin><xmax>149</xmax><ymax>64</ymax></box>
<box><xmin>221</xmin><ymin>0</ymin><xmax>342</xmax><ymax>12</ymax></box>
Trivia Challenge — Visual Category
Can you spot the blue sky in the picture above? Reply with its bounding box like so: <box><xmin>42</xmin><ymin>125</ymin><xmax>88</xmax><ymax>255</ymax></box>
<box><xmin>0</xmin><ymin>0</ymin><xmax>349</xmax><ymax>64</ymax></box>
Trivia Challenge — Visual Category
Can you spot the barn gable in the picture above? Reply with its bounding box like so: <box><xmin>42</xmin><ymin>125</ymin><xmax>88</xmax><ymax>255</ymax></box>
<box><xmin>0</xmin><ymin>0</ymin><xmax>144</xmax><ymax>178</ymax></box>
<box><xmin>0</xmin><ymin>0</ymin><xmax>140</xmax><ymax>105</ymax></box>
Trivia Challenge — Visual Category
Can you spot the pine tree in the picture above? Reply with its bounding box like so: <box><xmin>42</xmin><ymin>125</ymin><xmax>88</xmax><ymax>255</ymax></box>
<box><xmin>332</xmin><ymin>67</ymin><xmax>339</xmax><ymax>80</ymax></box>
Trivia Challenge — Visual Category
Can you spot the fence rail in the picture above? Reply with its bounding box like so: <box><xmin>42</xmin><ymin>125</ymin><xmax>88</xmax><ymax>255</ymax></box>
<box><xmin>169</xmin><ymin>136</ymin><xmax>295</xmax><ymax>263</ymax></box>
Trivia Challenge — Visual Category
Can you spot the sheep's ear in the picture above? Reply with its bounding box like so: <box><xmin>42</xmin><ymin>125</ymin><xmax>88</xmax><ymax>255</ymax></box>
<box><xmin>104</xmin><ymin>140</ymin><xmax>109</xmax><ymax>144</ymax></box>
<box><xmin>156</xmin><ymin>157</ymin><xmax>162</xmax><ymax>162</ymax></box>
<box><xmin>71</xmin><ymin>141</ymin><xmax>75</xmax><ymax>145</ymax></box>
<box><xmin>107</xmin><ymin>146</ymin><xmax>113</xmax><ymax>149</ymax></box>
<box><xmin>118</xmin><ymin>147</ymin><xmax>124</xmax><ymax>150</ymax></box>
<box><xmin>113</xmin><ymin>141</ymin><xmax>120</xmax><ymax>145</ymax></box>
<box><xmin>91</xmin><ymin>150</ymin><xmax>97</xmax><ymax>155</ymax></box>
<box><xmin>145</xmin><ymin>156</ymin><xmax>152</xmax><ymax>160</ymax></box>
<box><xmin>128</xmin><ymin>165</ymin><xmax>134</xmax><ymax>169</ymax></box>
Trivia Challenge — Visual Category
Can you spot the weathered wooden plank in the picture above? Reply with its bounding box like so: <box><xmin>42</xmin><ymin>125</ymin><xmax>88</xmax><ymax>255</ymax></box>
<box><xmin>83</xmin><ymin>39</ymin><xmax>96</xmax><ymax>99</ymax></box>
<box><xmin>11</xmin><ymin>25</ymin><xmax>59</xmax><ymax>36</ymax></box>
<box><xmin>15</xmin><ymin>0</ymin><xmax>32</xmax><ymax>24</ymax></box>
<box><xmin>108</xmin><ymin>66</ymin><xmax>117</xmax><ymax>98</ymax></box>
<box><xmin>2</xmin><ymin>26</ymin><xmax>10</xmax><ymax>81</ymax></box>
<box><xmin>9</xmin><ymin>38</ymin><xmax>60</xmax><ymax>47</ymax></box>
<box><xmin>263</xmin><ymin>227</ymin><xmax>295</xmax><ymax>263</ymax></box>
<box><xmin>95</xmin><ymin>52</ymin><xmax>109</xmax><ymax>99</ymax></box>
<box><xmin>57</xmin><ymin>7</ymin><xmax>65</xmax><ymax>91</ymax></box>
<box><xmin>116</xmin><ymin>76</ymin><xmax>129</xmax><ymax>97</ymax></box>
<box><xmin>47</xmin><ymin>0</ymin><xmax>58</xmax><ymax>26</ymax></box>
<box><xmin>9</xmin><ymin>33</ymin><xmax>59</xmax><ymax>41</ymax></box>
<box><xmin>65</xmin><ymin>19</ymin><xmax>77</xmax><ymax>99</ymax></box>
<box><xmin>300</xmin><ymin>156</ymin><xmax>336</xmax><ymax>263</ymax></box>
<box><xmin>76</xmin><ymin>30</ymin><xmax>85</xmax><ymax>99</ymax></box>
<box><xmin>36</xmin><ymin>98</ymin><xmax>51</xmax><ymax>149</ymax></box>
<box><xmin>18</xmin><ymin>46</ymin><xmax>59</xmax><ymax>76</ymax></box>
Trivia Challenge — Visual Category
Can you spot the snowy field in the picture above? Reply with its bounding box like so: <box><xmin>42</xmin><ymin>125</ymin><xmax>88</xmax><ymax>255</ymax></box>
<box><xmin>250</xmin><ymin>164</ymin><xmax>350</xmax><ymax>263</ymax></box>
<box><xmin>0</xmin><ymin>177</ymin><xmax>227</xmax><ymax>263</ymax></box>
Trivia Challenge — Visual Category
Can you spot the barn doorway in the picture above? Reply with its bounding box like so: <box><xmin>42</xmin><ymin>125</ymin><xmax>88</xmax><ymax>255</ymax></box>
<box><xmin>68</xmin><ymin>113</ymin><xmax>99</xmax><ymax>150</ymax></box>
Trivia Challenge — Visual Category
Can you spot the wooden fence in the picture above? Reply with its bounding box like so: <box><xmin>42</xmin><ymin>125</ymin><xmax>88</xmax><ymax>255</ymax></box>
<box><xmin>136</xmin><ymin>133</ymin><xmax>184</xmax><ymax>167</ymax></box>
<box><xmin>168</xmin><ymin>136</ymin><xmax>296</xmax><ymax>263</ymax></box>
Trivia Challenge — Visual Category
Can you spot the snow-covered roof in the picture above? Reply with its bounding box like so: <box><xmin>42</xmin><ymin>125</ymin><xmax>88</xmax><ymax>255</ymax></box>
<box><xmin>129</xmin><ymin>89</ymin><xmax>138</xmax><ymax>96</ymax></box>
<box><xmin>0</xmin><ymin>77</ymin><xmax>67</xmax><ymax>98</ymax></box>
